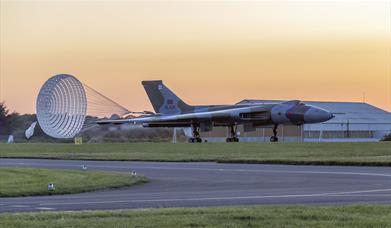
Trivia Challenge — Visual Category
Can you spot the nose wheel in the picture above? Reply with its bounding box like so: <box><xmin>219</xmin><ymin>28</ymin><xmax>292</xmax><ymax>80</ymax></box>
<box><xmin>270</xmin><ymin>125</ymin><xmax>279</xmax><ymax>142</ymax></box>
<box><xmin>226</xmin><ymin>125</ymin><xmax>240</xmax><ymax>143</ymax></box>
<box><xmin>270</xmin><ymin>136</ymin><xmax>278</xmax><ymax>142</ymax></box>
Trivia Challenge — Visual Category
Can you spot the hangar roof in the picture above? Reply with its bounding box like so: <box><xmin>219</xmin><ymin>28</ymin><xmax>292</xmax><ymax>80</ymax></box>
<box><xmin>237</xmin><ymin>100</ymin><xmax>391</xmax><ymax>124</ymax></box>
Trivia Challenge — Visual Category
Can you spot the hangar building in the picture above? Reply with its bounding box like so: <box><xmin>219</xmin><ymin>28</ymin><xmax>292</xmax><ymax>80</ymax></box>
<box><xmin>201</xmin><ymin>100</ymin><xmax>391</xmax><ymax>142</ymax></box>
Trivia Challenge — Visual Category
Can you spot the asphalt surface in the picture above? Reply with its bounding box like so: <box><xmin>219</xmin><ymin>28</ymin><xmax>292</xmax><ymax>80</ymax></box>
<box><xmin>0</xmin><ymin>159</ymin><xmax>390</xmax><ymax>213</ymax></box>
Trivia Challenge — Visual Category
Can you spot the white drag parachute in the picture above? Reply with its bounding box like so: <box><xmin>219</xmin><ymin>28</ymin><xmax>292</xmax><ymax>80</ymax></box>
<box><xmin>36</xmin><ymin>74</ymin><xmax>130</xmax><ymax>139</ymax></box>
<box><xmin>36</xmin><ymin>74</ymin><xmax>88</xmax><ymax>138</ymax></box>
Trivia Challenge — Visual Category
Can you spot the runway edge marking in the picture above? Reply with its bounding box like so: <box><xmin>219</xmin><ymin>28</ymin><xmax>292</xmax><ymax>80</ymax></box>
<box><xmin>39</xmin><ymin>188</ymin><xmax>391</xmax><ymax>206</ymax></box>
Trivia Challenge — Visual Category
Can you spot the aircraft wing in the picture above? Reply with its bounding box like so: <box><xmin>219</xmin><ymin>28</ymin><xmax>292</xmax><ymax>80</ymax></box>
<box><xmin>96</xmin><ymin>106</ymin><xmax>268</xmax><ymax>126</ymax></box>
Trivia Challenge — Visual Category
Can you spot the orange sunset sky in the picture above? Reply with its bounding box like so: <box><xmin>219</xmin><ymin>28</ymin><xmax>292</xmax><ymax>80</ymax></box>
<box><xmin>0</xmin><ymin>0</ymin><xmax>390</xmax><ymax>114</ymax></box>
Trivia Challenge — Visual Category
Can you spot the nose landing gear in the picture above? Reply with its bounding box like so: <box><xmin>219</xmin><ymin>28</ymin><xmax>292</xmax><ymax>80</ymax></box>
<box><xmin>270</xmin><ymin>125</ymin><xmax>279</xmax><ymax>142</ymax></box>
<box><xmin>226</xmin><ymin>125</ymin><xmax>239</xmax><ymax>143</ymax></box>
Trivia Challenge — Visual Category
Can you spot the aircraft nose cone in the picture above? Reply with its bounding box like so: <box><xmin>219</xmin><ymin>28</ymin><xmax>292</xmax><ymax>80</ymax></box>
<box><xmin>304</xmin><ymin>107</ymin><xmax>334</xmax><ymax>123</ymax></box>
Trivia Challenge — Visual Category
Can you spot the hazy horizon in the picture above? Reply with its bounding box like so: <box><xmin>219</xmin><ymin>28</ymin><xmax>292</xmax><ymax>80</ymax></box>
<box><xmin>1</xmin><ymin>1</ymin><xmax>390</xmax><ymax>114</ymax></box>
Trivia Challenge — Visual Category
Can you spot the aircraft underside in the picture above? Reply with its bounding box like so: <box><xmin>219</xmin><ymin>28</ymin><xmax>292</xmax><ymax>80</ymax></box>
<box><xmin>144</xmin><ymin>120</ymin><xmax>279</xmax><ymax>143</ymax></box>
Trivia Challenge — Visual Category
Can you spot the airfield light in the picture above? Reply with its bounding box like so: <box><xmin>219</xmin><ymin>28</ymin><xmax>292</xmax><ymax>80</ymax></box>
<box><xmin>47</xmin><ymin>183</ymin><xmax>55</xmax><ymax>191</ymax></box>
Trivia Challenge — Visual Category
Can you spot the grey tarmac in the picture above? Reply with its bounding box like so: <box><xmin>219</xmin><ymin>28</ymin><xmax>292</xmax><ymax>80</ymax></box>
<box><xmin>0</xmin><ymin>159</ymin><xmax>390</xmax><ymax>213</ymax></box>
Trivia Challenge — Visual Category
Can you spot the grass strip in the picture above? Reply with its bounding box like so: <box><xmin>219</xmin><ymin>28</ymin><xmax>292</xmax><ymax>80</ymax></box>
<box><xmin>1</xmin><ymin>142</ymin><xmax>390</xmax><ymax>166</ymax></box>
<box><xmin>0</xmin><ymin>167</ymin><xmax>147</xmax><ymax>197</ymax></box>
<box><xmin>1</xmin><ymin>205</ymin><xmax>390</xmax><ymax>228</ymax></box>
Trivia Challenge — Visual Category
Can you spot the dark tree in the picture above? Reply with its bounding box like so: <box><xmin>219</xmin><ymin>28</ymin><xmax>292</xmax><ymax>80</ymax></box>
<box><xmin>6</xmin><ymin>112</ymin><xmax>21</xmax><ymax>134</ymax></box>
<box><xmin>381</xmin><ymin>133</ymin><xmax>391</xmax><ymax>141</ymax></box>
<box><xmin>0</xmin><ymin>102</ymin><xmax>21</xmax><ymax>135</ymax></box>
<box><xmin>0</xmin><ymin>102</ymin><xmax>9</xmax><ymax>135</ymax></box>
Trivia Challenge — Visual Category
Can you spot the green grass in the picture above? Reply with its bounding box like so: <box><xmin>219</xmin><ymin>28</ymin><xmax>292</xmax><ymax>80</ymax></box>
<box><xmin>0</xmin><ymin>168</ymin><xmax>147</xmax><ymax>197</ymax></box>
<box><xmin>0</xmin><ymin>142</ymin><xmax>390</xmax><ymax>166</ymax></box>
<box><xmin>1</xmin><ymin>205</ymin><xmax>390</xmax><ymax>228</ymax></box>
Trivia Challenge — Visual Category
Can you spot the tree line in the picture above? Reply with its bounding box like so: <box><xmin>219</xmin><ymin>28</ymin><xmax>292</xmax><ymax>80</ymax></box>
<box><xmin>0</xmin><ymin>102</ymin><xmax>48</xmax><ymax>140</ymax></box>
<box><xmin>0</xmin><ymin>102</ymin><xmax>20</xmax><ymax>135</ymax></box>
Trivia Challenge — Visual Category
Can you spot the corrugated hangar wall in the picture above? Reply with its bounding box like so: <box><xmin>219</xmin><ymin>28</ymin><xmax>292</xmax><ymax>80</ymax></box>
<box><xmin>201</xmin><ymin>101</ymin><xmax>391</xmax><ymax>142</ymax></box>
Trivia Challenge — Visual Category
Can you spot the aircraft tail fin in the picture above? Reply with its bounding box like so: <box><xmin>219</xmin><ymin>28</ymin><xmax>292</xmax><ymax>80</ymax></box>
<box><xmin>142</xmin><ymin>80</ymin><xmax>193</xmax><ymax>114</ymax></box>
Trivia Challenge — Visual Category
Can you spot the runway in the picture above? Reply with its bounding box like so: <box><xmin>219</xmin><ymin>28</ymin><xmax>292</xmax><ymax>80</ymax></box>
<box><xmin>0</xmin><ymin>159</ymin><xmax>390</xmax><ymax>213</ymax></box>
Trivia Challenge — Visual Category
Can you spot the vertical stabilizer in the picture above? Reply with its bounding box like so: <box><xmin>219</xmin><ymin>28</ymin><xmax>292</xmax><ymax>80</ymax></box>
<box><xmin>142</xmin><ymin>80</ymin><xmax>193</xmax><ymax>114</ymax></box>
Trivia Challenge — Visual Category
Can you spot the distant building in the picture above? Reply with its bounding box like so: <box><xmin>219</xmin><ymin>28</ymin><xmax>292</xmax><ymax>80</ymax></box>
<box><xmin>201</xmin><ymin>100</ymin><xmax>391</xmax><ymax>142</ymax></box>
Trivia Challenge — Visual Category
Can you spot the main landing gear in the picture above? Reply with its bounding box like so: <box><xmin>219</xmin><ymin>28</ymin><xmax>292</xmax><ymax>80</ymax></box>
<box><xmin>189</xmin><ymin>125</ymin><xmax>203</xmax><ymax>143</ymax></box>
<box><xmin>226</xmin><ymin>125</ymin><xmax>239</xmax><ymax>143</ymax></box>
<box><xmin>270</xmin><ymin>124</ymin><xmax>278</xmax><ymax>142</ymax></box>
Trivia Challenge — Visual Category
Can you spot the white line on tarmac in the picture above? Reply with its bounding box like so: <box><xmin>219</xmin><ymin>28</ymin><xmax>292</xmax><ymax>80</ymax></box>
<box><xmin>328</xmin><ymin>194</ymin><xmax>391</xmax><ymax>197</ymax></box>
<box><xmin>10</xmin><ymin>205</ymin><xmax>30</xmax><ymax>208</ymax></box>
<box><xmin>39</xmin><ymin>188</ymin><xmax>391</xmax><ymax>206</ymax></box>
<box><xmin>2</xmin><ymin>162</ymin><xmax>391</xmax><ymax>177</ymax></box>
<box><xmin>35</xmin><ymin>207</ymin><xmax>55</xmax><ymax>211</ymax></box>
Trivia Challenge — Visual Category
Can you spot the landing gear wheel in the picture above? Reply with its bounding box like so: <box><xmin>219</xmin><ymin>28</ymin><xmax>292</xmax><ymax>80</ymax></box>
<box><xmin>189</xmin><ymin>125</ymin><xmax>203</xmax><ymax>143</ymax></box>
<box><xmin>270</xmin><ymin>136</ymin><xmax>278</xmax><ymax>142</ymax></box>
<box><xmin>270</xmin><ymin>124</ymin><xmax>279</xmax><ymax>142</ymax></box>
<box><xmin>226</xmin><ymin>137</ymin><xmax>239</xmax><ymax>143</ymax></box>
<box><xmin>189</xmin><ymin>137</ymin><xmax>203</xmax><ymax>143</ymax></box>
<box><xmin>226</xmin><ymin>125</ymin><xmax>239</xmax><ymax>143</ymax></box>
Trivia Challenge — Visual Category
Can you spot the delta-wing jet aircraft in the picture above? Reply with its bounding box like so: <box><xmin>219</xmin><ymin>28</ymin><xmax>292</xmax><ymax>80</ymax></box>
<box><xmin>97</xmin><ymin>80</ymin><xmax>334</xmax><ymax>142</ymax></box>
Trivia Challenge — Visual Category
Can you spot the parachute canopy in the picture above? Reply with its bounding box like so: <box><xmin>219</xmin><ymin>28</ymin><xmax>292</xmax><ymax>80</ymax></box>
<box><xmin>36</xmin><ymin>74</ymin><xmax>87</xmax><ymax>139</ymax></box>
<box><xmin>36</xmin><ymin>74</ymin><xmax>130</xmax><ymax>139</ymax></box>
